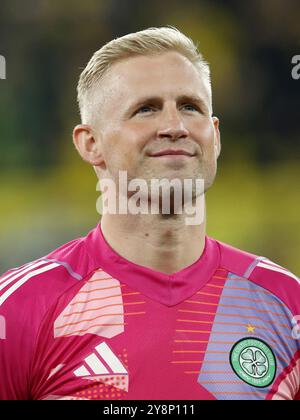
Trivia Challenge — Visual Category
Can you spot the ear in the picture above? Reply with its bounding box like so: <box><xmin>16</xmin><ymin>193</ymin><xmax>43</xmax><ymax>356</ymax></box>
<box><xmin>73</xmin><ymin>124</ymin><xmax>106</xmax><ymax>170</ymax></box>
<box><xmin>212</xmin><ymin>116</ymin><xmax>221</xmax><ymax>158</ymax></box>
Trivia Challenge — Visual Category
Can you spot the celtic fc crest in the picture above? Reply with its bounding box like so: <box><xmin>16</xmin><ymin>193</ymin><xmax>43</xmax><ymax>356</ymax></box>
<box><xmin>230</xmin><ymin>338</ymin><xmax>276</xmax><ymax>388</ymax></box>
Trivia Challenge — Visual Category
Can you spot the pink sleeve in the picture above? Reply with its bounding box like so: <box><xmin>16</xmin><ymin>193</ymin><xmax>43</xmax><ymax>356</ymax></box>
<box><xmin>0</xmin><ymin>236</ymin><xmax>93</xmax><ymax>399</ymax></box>
<box><xmin>0</xmin><ymin>260</ymin><xmax>78</xmax><ymax>399</ymax></box>
<box><xmin>0</xmin><ymin>271</ymin><xmax>36</xmax><ymax>399</ymax></box>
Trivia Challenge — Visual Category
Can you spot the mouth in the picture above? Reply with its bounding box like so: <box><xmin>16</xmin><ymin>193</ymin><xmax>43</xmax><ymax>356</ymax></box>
<box><xmin>148</xmin><ymin>149</ymin><xmax>196</xmax><ymax>158</ymax></box>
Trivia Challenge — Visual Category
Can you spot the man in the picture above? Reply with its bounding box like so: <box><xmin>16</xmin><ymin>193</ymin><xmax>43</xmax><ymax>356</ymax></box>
<box><xmin>0</xmin><ymin>27</ymin><xmax>299</xmax><ymax>400</ymax></box>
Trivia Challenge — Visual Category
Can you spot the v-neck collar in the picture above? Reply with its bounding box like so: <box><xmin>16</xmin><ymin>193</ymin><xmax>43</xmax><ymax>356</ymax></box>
<box><xmin>85</xmin><ymin>224</ymin><xmax>220</xmax><ymax>307</ymax></box>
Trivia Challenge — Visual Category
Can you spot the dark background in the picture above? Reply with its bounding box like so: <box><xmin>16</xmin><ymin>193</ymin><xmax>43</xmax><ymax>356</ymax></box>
<box><xmin>0</xmin><ymin>0</ymin><xmax>299</xmax><ymax>273</ymax></box>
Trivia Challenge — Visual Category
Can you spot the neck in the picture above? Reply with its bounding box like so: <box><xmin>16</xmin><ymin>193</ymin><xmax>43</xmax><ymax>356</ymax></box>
<box><xmin>100</xmin><ymin>201</ymin><xmax>206</xmax><ymax>275</ymax></box>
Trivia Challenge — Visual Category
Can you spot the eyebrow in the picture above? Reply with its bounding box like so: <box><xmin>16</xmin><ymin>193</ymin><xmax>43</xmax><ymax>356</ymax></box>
<box><xmin>125</xmin><ymin>94</ymin><xmax>210</xmax><ymax>116</ymax></box>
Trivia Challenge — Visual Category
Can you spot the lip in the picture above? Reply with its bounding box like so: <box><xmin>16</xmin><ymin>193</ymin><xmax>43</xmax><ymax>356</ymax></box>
<box><xmin>149</xmin><ymin>149</ymin><xmax>196</xmax><ymax>157</ymax></box>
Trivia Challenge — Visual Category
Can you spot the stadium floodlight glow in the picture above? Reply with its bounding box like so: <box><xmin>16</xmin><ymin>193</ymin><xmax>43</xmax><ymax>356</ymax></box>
<box><xmin>0</xmin><ymin>55</ymin><xmax>6</xmax><ymax>80</ymax></box>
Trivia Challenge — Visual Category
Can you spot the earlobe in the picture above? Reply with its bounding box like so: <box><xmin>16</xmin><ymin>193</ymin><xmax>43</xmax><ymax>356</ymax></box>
<box><xmin>73</xmin><ymin>124</ymin><xmax>105</xmax><ymax>167</ymax></box>
<box><xmin>216</xmin><ymin>131</ymin><xmax>221</xmax><ymax>158</ymax></box>
<box><xmin>212</xmin><ymin>116</ymin><xmax>221</xmax><ymax>158</ymax></box>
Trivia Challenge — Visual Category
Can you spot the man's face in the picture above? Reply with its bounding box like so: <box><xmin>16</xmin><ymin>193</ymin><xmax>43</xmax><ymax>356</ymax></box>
<box><xmin>93</xmin><ymin>51</ymin><xmax>220</xmax><ymax>194</ymax></box>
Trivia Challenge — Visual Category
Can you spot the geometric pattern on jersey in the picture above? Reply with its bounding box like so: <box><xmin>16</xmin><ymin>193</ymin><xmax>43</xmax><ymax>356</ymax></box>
<box><xmin>170</xmin><ymin>268</ymin><xmax>227</xmax><ymax>378</ymax></box>
<box><xmin>73</xmin><ymin>347</ymin><xmax>129</xmax><ymax>400</ymax></box>
<box><xmin>54</xmin><ymin>270</ymin><xmax>124</xmax><ymax>338</ymax></box>
<box><xmin>198</xmin><ymin>272</ymin><xmax>298</xmax><ymax>400</ymax></box>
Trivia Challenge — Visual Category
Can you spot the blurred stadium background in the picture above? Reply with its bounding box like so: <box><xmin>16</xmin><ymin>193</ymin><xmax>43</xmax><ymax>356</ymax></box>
<box><xmin>0</xmin><ymin>0</ymin><xmax>299</xmax><ymax>274</ymax></box>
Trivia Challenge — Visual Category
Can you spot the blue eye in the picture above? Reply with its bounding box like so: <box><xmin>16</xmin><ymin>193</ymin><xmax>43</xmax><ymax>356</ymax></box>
<box><xmin>137</xmin><ymin>106</ymin><xmax>154</xmax><ymax>114</ymax></box>
<box><xmin>182</xmin><ymin>104</ymin><xmax>198</xmax><ymax>111</ymax></box>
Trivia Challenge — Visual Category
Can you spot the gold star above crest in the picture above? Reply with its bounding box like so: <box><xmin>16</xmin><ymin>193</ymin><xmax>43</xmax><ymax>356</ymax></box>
<box><xmin>247</xmin><ymin>324</ymin><xmax>256</xmax><ymax>333</ymax></box>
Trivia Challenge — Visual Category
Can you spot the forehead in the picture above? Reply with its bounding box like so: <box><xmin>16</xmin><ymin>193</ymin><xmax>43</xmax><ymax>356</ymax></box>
<box><xmin>98</xmin><ymin>51</ymin><xmax>210</xmax><ymax>107</ymax></box>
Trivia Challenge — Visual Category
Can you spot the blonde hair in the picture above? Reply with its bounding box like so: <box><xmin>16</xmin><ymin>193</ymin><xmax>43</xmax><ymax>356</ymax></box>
<box><xmin>77</xmin><ymin>26</ymin><xmax>212</xmax><ymax>123</ymax></box>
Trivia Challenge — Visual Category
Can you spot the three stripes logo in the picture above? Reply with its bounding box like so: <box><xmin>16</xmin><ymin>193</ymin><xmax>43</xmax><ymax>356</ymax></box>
<box><xmin>73</xmin><ymin>342</ymin><xmax>129</xmax><ymax>392</ymax></box>
<box><xmin>0</xmin><ymin>260</ymin><xmax>61</xmax><ymax>307</ymax></box>
<box><xmin>0</xmin><ymin>258</ymin><xmax>82</xmax><ymax>308</ymax></box>
<box><xmin>256</xmin><ymin>258</ymin><xmax>299</xmax><ymax>284</ymax></box>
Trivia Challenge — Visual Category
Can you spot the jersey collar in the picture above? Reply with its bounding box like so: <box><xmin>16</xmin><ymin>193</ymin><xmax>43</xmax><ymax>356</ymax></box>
<box><xmin>85</xmin><ymin>224</ymin><xmax>220</xmax><ymax>307</ymax></box>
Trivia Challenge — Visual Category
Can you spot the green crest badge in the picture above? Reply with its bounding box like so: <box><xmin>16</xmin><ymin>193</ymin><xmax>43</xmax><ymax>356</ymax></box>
<box><xmin>230</xmin><ymin>338</ymin><xmax>276</xmax><ymax>388</ymax></box>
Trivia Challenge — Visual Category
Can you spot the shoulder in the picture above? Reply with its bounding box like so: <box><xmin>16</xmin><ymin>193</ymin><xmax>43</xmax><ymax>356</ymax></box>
<box><xmin>215</xmin><ymin>238</ymin><xmax>300</xmax><ymax>316</ymax></box>
<box><xmin>0</xmin><ymin>229</ymin><xmax>98</xmax><ymax>321</ymax></box>
<box><xmin>0</xmin><ymin>227</ymin><xmax>101</xmax><ymax>399</ymax></box>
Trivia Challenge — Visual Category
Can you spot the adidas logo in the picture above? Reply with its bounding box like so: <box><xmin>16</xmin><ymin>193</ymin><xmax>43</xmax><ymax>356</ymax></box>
<box><xmin>73</xmin><ymin>342</ymin><xmax>128</xmax><ymax>382</ymax></box>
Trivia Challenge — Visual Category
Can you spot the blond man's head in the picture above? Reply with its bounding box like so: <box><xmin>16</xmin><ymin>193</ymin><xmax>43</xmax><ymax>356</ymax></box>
<box><xmin>77</xmin><ymin>26</ymin><xmax>212</xmax><ymax>125</ymax></box>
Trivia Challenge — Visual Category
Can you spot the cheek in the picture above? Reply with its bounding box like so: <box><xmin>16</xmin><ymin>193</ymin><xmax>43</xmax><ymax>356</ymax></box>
<box><xmin>102</xmin><ymin>130</ymin><xmax>142</xmax><ymax>173</ymax></box>
<box><xmin>189</xmin><ymin>121</ymin><xmax>216</xmax><ymax>159</ymax></box>
<box><xmin>195</xmin><ymin>120</ymin><xmax>215</xmax><ymax>146</ymax></box>
<box><xmin>126</xmin><ymin>121</ymin><xmax>155</xmax><ymax>146</ymax></box>
<box><xmin>101</xmin><ymin>131</ymin><xmax>123</xmax><ymax>173</ymax></box>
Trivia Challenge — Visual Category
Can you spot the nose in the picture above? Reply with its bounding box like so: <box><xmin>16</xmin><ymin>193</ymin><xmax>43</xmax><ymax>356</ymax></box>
<box><xmin>157</xmin><ymin>108</ymin><xmax>189</xmax><ymax>141</ymax></box>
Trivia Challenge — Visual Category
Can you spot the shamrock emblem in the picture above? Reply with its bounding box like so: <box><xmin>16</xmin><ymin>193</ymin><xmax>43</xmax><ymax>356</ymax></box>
<box><xmin>240</xmin><ymin>348</ymin><xmax>268</xmax><ymax>377</ymax></box>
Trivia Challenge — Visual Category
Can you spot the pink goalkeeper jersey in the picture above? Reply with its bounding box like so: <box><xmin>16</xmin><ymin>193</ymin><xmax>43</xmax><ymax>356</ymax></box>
<box><xmin>0</xmin><ymin>224</ymin><xmax>299</xmax><ymax>400</ymax></box>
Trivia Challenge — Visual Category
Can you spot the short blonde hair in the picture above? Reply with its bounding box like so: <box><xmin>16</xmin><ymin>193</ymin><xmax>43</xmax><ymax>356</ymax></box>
<box><xmin>77</xmin><ymin>26</ymin><xmax>212</xmax><ymax>124</ymax></box>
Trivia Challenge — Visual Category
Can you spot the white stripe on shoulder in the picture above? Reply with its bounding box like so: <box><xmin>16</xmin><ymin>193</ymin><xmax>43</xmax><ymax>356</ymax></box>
<box><xmin>0</xmin><ymin>262</ymin><xmax>60</xmax><ymax>307</ymax></box>
<box><xmin>0</xmin><ymin>260</ymin><xmax>40</xmax><ymax>285</ymax></box>
<box><xmin>0</xmin><ymin>260</ymin><xmax>48</xmax><ymax>292</ymax></box>
<box><xmin>257</xmin><ymin>262</ymin><xmax>300</xmax><ymax>285</ymax></box>
<box><xmin>260</xmin><ymin>258</ymin><xmax>289</xmax><ymax>271</ymax></box>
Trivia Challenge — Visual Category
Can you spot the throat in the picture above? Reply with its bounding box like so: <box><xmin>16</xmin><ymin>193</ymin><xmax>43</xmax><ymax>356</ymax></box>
<box><xmin>101</xmin><ymin>214</ymin><xmax>206</xmax><ymax>274</ymax></box>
